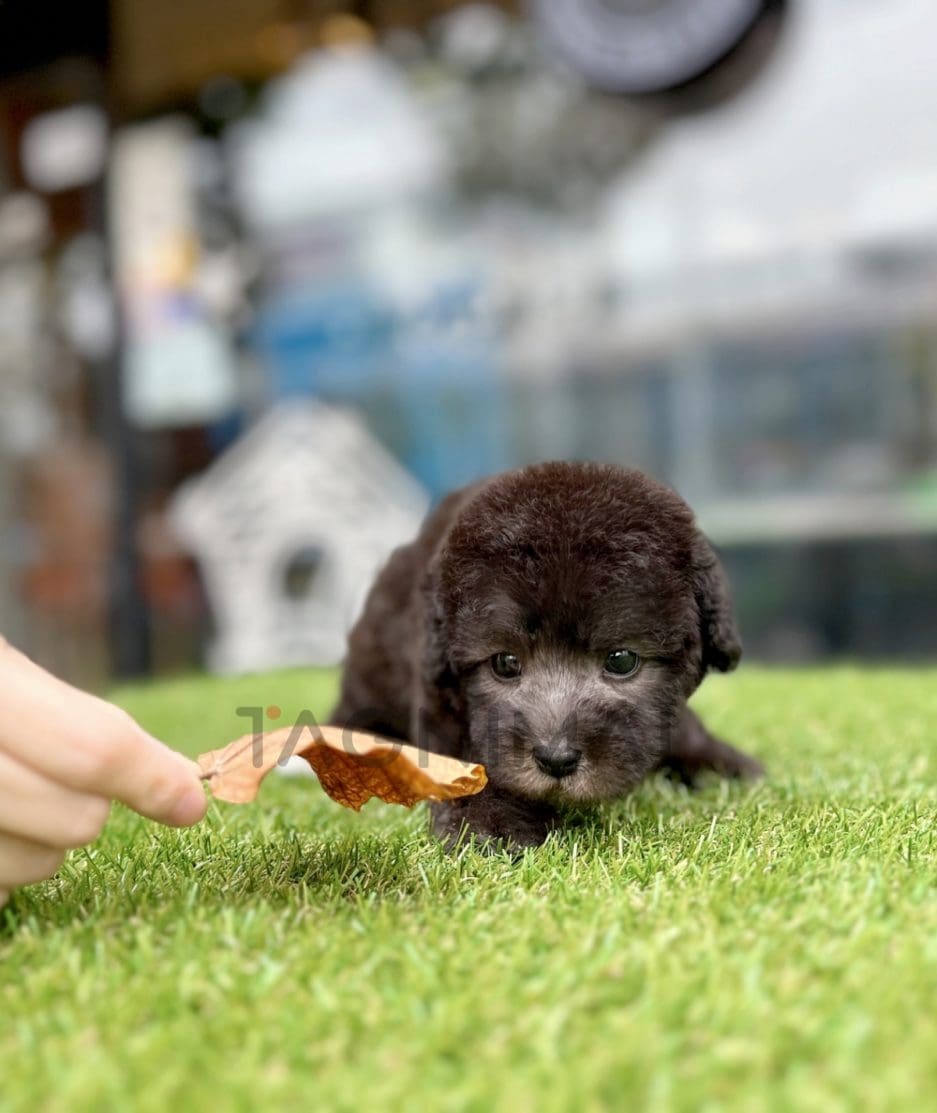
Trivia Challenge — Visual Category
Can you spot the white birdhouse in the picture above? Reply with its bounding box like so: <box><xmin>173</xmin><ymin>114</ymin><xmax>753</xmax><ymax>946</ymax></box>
<box><xmin>170</xmin><ymin>401</ymin><xmax>429</xmax><ymax>673</ymax></box>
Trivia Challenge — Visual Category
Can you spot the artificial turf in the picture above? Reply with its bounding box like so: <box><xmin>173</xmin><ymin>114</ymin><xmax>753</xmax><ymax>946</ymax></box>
<box><xmin>1</xmin><ymin>667</ymin><xmax>935</xmax><ymax>1112</ymax></box>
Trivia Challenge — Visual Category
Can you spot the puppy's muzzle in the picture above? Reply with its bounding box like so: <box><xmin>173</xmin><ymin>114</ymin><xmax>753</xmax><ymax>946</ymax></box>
<box><xmin>532</xmin><ymin>742</ymin><xmax>582</xmax><ymax>779</ymax></box>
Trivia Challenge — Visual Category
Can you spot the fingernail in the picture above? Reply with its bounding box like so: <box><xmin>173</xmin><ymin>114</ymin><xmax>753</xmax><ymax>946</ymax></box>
<box><xmin>169</xmin><ymin>783</ymin><xmax>209</xmax><ymax>827</ymax></box>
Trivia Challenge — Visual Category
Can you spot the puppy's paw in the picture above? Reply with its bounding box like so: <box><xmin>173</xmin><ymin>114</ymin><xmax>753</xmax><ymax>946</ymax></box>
<box><xmin>663</xmin><ymin>710</ymin><xmax>765</xmax><ymax>788</ymax></box>
<box><xmin>723</xmin><ymin>747</ymin><xmax>765</xmax><ymax>781</ymax></box>
<box><xmin>430</xmin><ymin>795</ymin><xmax>558</xmax><ymax>855</ymax></box>
<box><xmin>663</xmin><ymin>741</ymin><xmax>764</xmax><ymax>788</ymax></box>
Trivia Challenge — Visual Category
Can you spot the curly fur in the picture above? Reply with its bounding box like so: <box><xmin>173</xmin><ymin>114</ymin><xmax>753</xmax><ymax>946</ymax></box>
<box><xmin>332</xmin><ymin>462</ymin><xmax>762</xmax><ymax>848</ymax></box>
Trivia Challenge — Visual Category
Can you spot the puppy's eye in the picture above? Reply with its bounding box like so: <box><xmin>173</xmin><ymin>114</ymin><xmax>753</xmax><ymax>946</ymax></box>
<box><xmin>490</xmin><ymin>652</ymin><xmax>522</xmax><ymax>680</ymax></box>
<box><xmin>604</xmin><ymin>649</ymin><xmax>641</xmax><ymax>678</ymax></box>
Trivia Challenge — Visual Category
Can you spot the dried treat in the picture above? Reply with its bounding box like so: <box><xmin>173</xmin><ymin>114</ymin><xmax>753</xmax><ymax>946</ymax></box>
<box><xmin>198</xmin><ymin>724</ymin><xmax>487</xmax><ymax>811</ymax></box>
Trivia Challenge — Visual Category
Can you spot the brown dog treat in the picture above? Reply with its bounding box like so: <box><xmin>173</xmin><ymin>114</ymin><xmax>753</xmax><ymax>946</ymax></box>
<box><xmin>198</xmin><ymin>724</ymin><xmax>487</xmax><ymax>810</ymax></box>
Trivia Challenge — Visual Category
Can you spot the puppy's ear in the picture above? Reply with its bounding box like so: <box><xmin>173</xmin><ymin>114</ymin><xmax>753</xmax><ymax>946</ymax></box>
<box><xmin>413</xmin><ymin>563</ymin><xmax>465</xmax><ymax>758</ymax></box>
<box><xmin>693</xmin><ymin>533</ymin><xmax>742</xmax><ymax>674</ymax></box>
<box><xmin>420</xmin><ymin>565</ymin><xmax>455</xmax><ymax>689</ymax></box>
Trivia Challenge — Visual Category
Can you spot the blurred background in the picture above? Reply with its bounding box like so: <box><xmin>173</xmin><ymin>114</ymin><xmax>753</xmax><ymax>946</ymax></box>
<box><xmin>1</xmin><ymin>0</ymin><xmax>936</xmax><ymax>687</ymax></box>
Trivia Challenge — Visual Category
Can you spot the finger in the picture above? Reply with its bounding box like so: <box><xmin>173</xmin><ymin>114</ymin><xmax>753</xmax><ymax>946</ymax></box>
<box><xmin>0</xmin><ymin>830</ymin><xmax>66</xmax><ymax>889</ymax></box>
<box><xmin>0</xmin><ymin>638</ymin><xmax>207</xmax><ymax>827</ymax></box>
<box><xmin>0</xmin><ymin>749</ymin><xmax>111</xmax><ymax>849</ymax></box>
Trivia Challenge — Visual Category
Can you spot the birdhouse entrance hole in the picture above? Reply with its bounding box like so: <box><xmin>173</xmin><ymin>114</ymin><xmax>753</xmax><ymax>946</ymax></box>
<box><xmin>282</xmin><ymin>545</ymin><xmax>326</xmax><ymax>601</ymax></box>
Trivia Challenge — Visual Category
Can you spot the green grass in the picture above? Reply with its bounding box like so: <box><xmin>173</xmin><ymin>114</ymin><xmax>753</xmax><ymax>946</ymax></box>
<box><xmin>2</xmin><ymin>667</ymin><xmax>936</xmax><ymax>1113</ymax></box>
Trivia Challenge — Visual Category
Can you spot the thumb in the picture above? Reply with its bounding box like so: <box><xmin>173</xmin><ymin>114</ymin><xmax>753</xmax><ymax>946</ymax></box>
<box><xmin>0</xmin><ymin>637</ymin><xmax>208</xmax><ymax>827</ymax></box>
<box><xmin>101</xmin><ymin>721</ymin><xmax>210</xmax><ymax>827</ymax></box>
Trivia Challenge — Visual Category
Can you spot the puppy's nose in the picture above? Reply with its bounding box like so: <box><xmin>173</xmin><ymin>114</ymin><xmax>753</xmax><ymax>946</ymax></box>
<box><xmin>533</xmin><ymin>743</ymin><xmax>581</xmax><ymax>779</ymax></box>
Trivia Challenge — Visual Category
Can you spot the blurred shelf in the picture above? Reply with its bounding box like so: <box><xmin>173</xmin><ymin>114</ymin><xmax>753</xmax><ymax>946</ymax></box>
<box><xmin>699</xmin><ymin>493</ymin><xmax>937</xmax><ymax>546</ymax></box>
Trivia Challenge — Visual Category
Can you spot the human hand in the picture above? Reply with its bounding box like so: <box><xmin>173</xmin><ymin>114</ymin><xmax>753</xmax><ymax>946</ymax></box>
<box><xmin>0</xmin><ymin>637</ymin><xmax>207</xmax><ymax>908</ymax></box>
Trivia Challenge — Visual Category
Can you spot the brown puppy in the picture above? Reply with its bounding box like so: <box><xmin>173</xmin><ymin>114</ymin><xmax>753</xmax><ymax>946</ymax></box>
<box><xmin>332</xmin><ymin>462</ymin><xmax>762</xmax><ymax>848</ymax></box>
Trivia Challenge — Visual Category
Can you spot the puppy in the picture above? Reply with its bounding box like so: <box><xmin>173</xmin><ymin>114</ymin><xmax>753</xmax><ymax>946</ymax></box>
<box><xmin>332</xmin><ymin>462</ymin><xmax>762</xmax><ymax>848</ymax></box>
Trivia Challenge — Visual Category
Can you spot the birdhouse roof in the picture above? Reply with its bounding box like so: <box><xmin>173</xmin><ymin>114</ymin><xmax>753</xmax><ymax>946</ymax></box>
<box><xmin>170</xmin><ymin>401</ymin><xmax>428</xmax><ymax>551</ymax></box>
